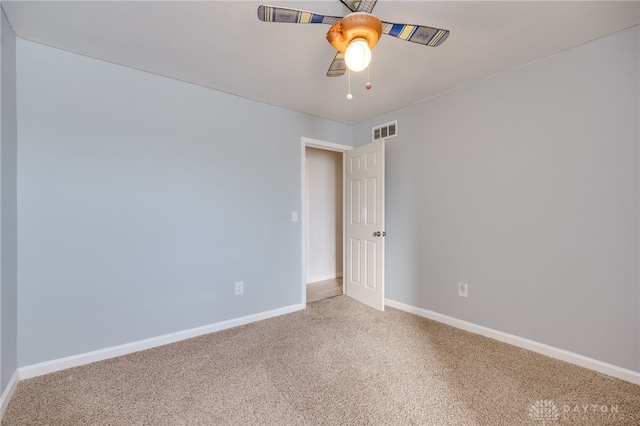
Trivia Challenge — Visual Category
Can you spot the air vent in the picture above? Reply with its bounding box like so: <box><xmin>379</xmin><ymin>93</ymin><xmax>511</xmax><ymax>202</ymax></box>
<box><xmin>372</xmin><ymin>120</ymin><xmax>398</xmax><ymax>141</ymax></box>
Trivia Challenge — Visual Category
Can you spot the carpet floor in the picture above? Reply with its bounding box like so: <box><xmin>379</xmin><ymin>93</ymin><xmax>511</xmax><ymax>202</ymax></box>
<box><xmin>3</xmin><ymin>295</ymin><xmax>639</xmax><ymax>425</ymax></box>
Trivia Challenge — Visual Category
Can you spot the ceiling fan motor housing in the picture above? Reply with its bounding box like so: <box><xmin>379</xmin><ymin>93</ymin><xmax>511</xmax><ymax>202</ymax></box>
<box><xmin>326</xmin><ymin>12</ymin><xmax>383</xmax><ymax>53</ymax></box>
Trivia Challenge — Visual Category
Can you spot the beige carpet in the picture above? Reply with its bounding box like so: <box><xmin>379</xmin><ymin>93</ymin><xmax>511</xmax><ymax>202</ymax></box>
<box><xmin>3</xmin><ymin>295</ymin><xmax>640</xmax><ymax>425</ymax></box>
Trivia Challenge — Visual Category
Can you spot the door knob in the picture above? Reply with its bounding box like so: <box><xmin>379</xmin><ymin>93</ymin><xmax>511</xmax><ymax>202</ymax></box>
<box><xmin>373</xmin><ymin>231</ymin><xmax>381</xmax><ymax>237</ymax></box>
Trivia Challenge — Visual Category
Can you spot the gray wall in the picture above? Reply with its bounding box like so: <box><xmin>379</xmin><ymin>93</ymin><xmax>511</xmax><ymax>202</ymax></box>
<box><xmin>353</xmin><ymin>26</ymin><xmax>639</xmax><ymax>371</ymax></box>
<box><xmin>16</xmin><ymin>39</ymin><xmax>351</xmax><ymax>367</ymax></box>
<box><xmin>0</xmin><ymin>8</ymin><xmax>18</xmax><ymax>394</ymax></box>
<box><xmin>13</xmin><ymin>23</ymin><xmax>640</xmax><ymax>374</ymax></box>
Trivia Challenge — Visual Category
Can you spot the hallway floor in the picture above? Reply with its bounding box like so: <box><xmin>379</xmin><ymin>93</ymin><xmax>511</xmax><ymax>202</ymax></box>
<box><xmin>306</xmin><ymin>277</ymin><xmax>343</xmax><ymax>303</ymax></box>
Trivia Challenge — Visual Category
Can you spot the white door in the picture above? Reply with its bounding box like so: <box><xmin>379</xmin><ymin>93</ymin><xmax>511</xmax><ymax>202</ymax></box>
<box><xmin>345</xmin><ymin>139</ymin><xmax>385</xmax><ymax>311</ymax></box>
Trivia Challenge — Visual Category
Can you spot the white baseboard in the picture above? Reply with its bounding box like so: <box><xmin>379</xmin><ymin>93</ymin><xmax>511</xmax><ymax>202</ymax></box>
<box><xmin>307</xmin><ymin>273</ymin><xmax>343</xmax><ymax>284</ymax></box>
<box><xmin>19</xmin><ymin>303</ymin><xmax>305</xmax><ymax>380</ymax></box>
<box><xmin>385</xmin><ymin>299</ymin><xmax>640</xmax><ymax>385</ymax></box>
<box><xmin>0</xmin><ymin>369</ymin><xmax>19</xmax><ymax>420</ymax></box>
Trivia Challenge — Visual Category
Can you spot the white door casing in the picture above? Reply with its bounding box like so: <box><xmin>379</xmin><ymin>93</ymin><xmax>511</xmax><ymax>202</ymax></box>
<box><xmin>345</xmin><ymin>139</ymin><xmax>385</xmax><ymax>311</ymax></box>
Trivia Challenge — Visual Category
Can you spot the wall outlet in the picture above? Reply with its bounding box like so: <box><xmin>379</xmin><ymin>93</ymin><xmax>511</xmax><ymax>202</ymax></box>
<box><xmin>458</xmin><ymin>282</ymin><xmax>468</xmax><ymax>298</ymax></box>
<box><xmin>235</xmin><ymin>281</ymin><xmax>244</xmax><ymax>296</ymax></box>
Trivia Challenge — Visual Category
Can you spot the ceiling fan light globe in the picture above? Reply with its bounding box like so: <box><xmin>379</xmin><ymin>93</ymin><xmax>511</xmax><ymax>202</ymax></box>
<box><xmin>345</xmin><ymin>38</ymin><xmax>371</xmax><ymax>72</ymax></box>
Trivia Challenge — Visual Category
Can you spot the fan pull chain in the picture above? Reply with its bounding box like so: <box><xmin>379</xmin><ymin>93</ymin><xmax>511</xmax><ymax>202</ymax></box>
<box><xmin>366</xmin><ymin>65</ymin><xmax>372</xmax><ymax>90</ymax></box>
<box><xmin>346</xmin><ymin>69</ymin><xmax>353</xmax><ymax>100</ymax></box>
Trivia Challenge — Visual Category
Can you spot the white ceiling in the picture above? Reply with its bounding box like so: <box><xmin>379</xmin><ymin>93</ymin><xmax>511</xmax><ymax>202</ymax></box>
<box><xmin>3</xmin><ymin>1</ymin><xmax>639</xmax><ymax>124</ymax></box>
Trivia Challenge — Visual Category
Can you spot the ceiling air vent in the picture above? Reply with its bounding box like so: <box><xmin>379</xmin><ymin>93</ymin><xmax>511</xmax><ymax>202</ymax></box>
<box><xmin>372</xmin><ymin>120</ymin><xmax>398</xmax><ymax>142</ymax></box>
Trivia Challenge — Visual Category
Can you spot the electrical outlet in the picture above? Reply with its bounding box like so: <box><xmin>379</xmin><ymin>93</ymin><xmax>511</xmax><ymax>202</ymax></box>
<box><xmin>458</xmin><ymin>282</ymin><xmax>468</xmax><ymax>298</ymax></box>
<box><xmin>235</xmin><ymin>281</ymin><xmax>244</xmax><ymax>296</ymax></box>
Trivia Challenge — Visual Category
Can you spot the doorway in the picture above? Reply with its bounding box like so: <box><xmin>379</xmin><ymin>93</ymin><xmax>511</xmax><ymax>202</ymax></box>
<box><xmin>301</xmin><ymin>137</ymin><xmax>352</xmax><ymax>305</ymax></box>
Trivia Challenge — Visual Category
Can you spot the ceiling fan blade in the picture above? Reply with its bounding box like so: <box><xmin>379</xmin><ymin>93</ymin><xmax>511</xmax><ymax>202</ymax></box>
<box><xmin>326</xmin><ymin>52</ymin><xmax>347</xmax><ymax>77</ymax></box>
<box><xmin>355</xmin><ymin>0</ymin><xmax>377</xmax><ymax>13</ymax></box>
<box><xmin>340</xmin><ymin>0</ymin><xmax>358</xmax><ymax>12</ymax></box>
<box><xmin>257</xmin><ymin>5</ymin><xmax>341</xmax><ymax>25</ymax></box>
<box><xmin>340</xmin><ymin>1</ymin><xmax>377</xmax><ymax>13</ymax></box>
<box><xmin>381</xmin><ymin>22</ymin><xmax>450</xmax><ymax>47</ymax></box>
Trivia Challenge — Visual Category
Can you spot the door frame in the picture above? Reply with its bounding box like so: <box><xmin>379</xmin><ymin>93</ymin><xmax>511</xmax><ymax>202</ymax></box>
<box><xmin>301</xmin><ymin>137</ymin><xmax>352</xmax><ymax>306</ymax></box>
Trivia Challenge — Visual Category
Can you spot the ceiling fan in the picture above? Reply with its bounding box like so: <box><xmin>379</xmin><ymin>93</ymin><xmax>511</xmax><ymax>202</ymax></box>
<box><xmin>257</xmin><ymin>0</ymin><xmax>450</xmax><ymax>77</ymax></box>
